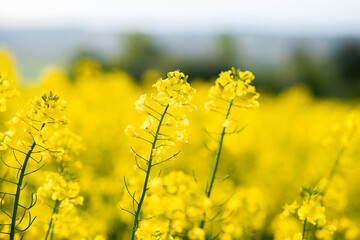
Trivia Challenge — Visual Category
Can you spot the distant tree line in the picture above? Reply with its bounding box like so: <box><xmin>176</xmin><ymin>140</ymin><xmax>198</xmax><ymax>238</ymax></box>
<box><xmin>69</xmin><ymin>33</ymin><xmax>360</xmax><ymax>98</ymax></box>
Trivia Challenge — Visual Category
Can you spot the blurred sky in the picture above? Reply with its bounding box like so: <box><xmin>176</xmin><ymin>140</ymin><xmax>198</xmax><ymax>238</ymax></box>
<box><xmin>1</xmin><ymin>0</ymin><xmax>360</xmax><ymax>35</ymax></box>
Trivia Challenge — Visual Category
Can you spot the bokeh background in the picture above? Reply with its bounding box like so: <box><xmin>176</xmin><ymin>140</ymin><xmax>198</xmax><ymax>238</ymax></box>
<box><xmin>1</xmin><ymin>1</ymin><xmax>360</xmax><ymax>240</ymax></box>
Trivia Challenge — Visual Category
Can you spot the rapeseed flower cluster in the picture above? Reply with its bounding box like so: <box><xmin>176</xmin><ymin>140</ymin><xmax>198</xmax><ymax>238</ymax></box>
<box><xmin>1</xmin><ymin>91</ymin><xmax>68</xmax><ymax>154</ymax></box>
<box><xmin>38</xmin><ymin>173</ymin><xmax>82</xmax><ymax>204</ymax></box>
<box><xmin>278</xmin><ymin>187</ymin><xmax>336</xmax><ymax>240</ymax></box>
<box><xmin>205</xmin><ymin>68</ymin><xmax>259</xmax><ymax>128</ymax></box>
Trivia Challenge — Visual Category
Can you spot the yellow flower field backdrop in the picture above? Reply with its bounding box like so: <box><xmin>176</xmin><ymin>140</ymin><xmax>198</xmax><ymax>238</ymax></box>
<box><xmin>0</xmin><ymin>49</ymin><xmax>359</xmax><ymax>240</ymax></box>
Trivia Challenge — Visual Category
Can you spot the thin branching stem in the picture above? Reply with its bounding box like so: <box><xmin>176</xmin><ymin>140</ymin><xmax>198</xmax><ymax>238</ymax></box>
<box><xmin>9</xmin><ymin>141</ymin><xmax>36</xmax><ymax>240</ymax></box>
<box><xmin>200</xmin><ymin>99</ymin><xmax>233</xmax><ymax>229</ymax></box>
<box><xmin>207</xmin><ymin>99</ymin><xmax>233</xmax><ymax>198</ymax></box>
<box><xmin>130</xmin><ymin>104</ymin><xmax>169</xmax><ymax>240</ymax></box>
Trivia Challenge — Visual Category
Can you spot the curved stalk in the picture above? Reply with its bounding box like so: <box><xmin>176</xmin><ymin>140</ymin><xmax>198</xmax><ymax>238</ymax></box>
<box><xmin>9</xmin><ymin>141</ymin><xmax>36</xmax><ymax>240</ymax></box>
<box><xmin>130</xmin><ymin>104</ymin><xmax>169</xmax><ymax>240</ymax></box>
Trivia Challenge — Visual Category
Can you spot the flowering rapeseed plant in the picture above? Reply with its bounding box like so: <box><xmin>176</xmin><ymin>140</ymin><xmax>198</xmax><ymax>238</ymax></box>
<box><xmin>124</xmin><ymin>70</ymin><xmax>196</xmax><ymax>240</ymax></box>
<box><xmin>276</xmin><ymin>115</ymin><xmax>357</xmax><ymax>240</ymax></box>
<box><xmin>204</xmin><ymin>68</ymin><xmax>259</xmax><ymax>196</ymax></box>
<box><xmin>0</xmin><ymin>91</ymin><xmax>69</xmax><ymax>239</ymax></box>
<box><xmin>201</xmin><ymin>68</ymin><xmax>259</xmax><ymax>229</ymax></box>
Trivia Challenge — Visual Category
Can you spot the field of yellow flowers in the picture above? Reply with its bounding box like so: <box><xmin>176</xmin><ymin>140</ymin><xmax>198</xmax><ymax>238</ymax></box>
<box><xmin>0</xmin><ymin>48</ymin><xmax>360</xmax><ymax>240</ymax></box>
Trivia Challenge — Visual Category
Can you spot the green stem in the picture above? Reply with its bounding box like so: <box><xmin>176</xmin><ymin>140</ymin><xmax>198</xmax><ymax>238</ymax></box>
<box><xmin>207</xmin><ymin>99</ymin><xmax>233</xmax><ymax>197</ymax></box>
<box><xmin>200</xmin><ymin>99</ymin><xmax>233</xmax><ymax>229</ymax></box>
<box><xmin>9</xmin><ymin>141</ymin><xmax>36</xmax><ymax>240</ymax></box>
<box><xmin>45</xmin><ymin>155</ymin><xmax>64</xmax><ymax>240</ymax></box>
<box><xmin>302</xmin><ymin>219</ymin><xmax>307</xmax><ymax>240</ymax></box>
<box><xmin>130</xmin><ymin>104</ymin><xmax>169</xmax><ymax>240</ymax></box>
<box><xmin>44</xmin><ymin>200</ymin><xmax>61</xmax><ymax>240</ymax></box>
<box><xmin>302</xmin><ymin>193</ymin><xmax>313</xmax><ymax>240</ymax></box>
